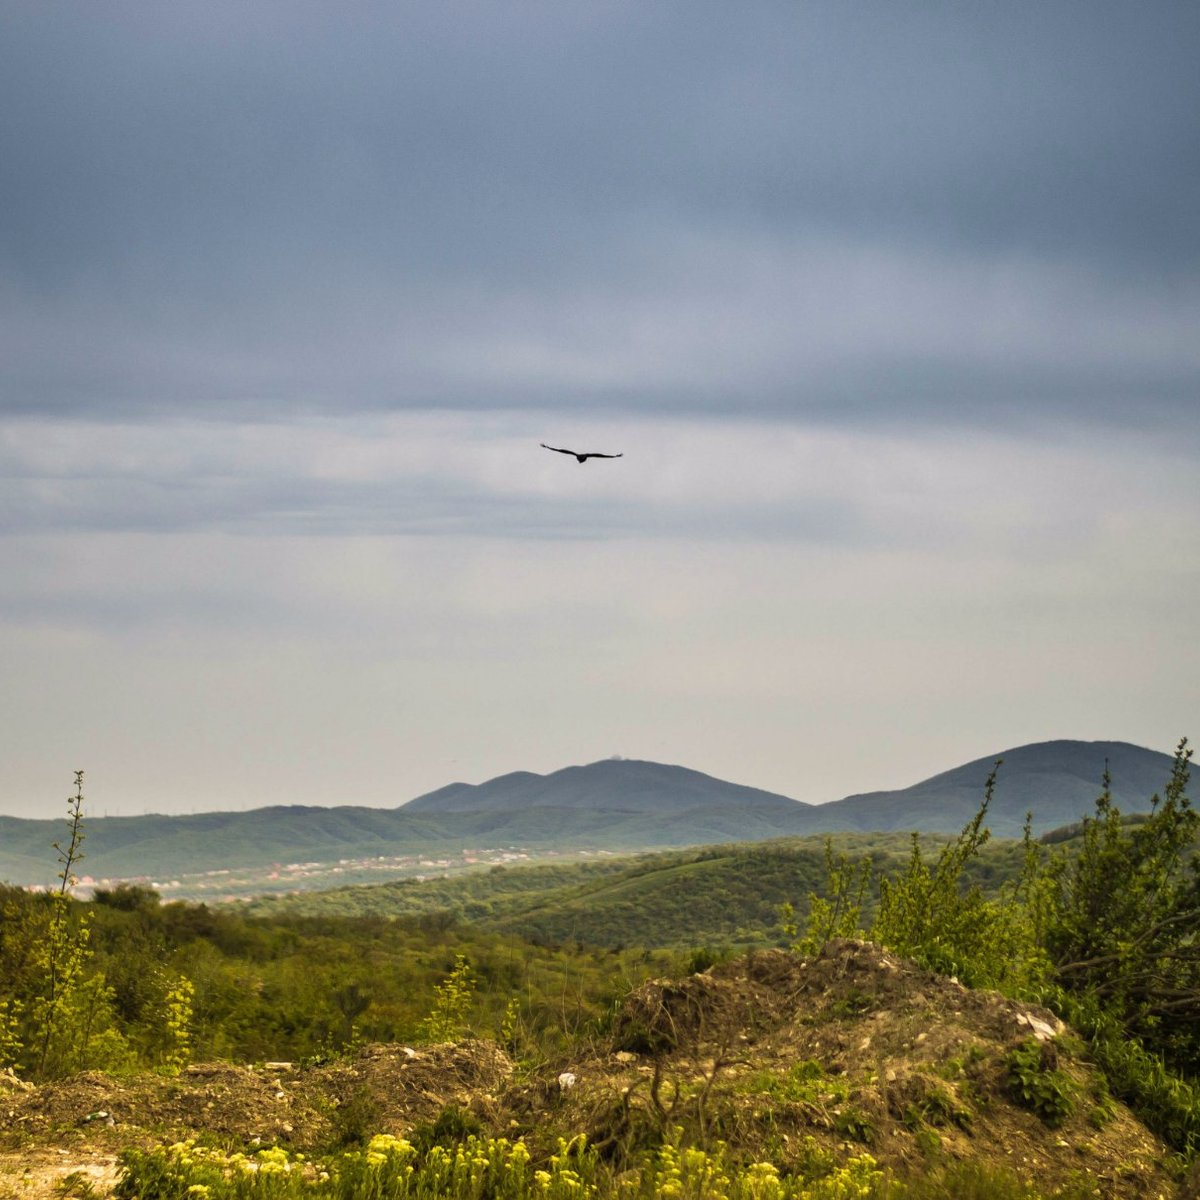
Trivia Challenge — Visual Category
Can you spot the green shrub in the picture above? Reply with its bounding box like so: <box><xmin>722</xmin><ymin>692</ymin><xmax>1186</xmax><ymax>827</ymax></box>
<box><xmin>870</xmin><ymin>766</ymin><xmax>1048</xmax><ymax>994</ymax></box>
<box><xmin>1004</xmin><ymin>1039</ymin><xmax>1074</xmax><ymax>1128</ymax></box>
<box><xmin>330</xmin><ymin>1085</ymin><xmax>382</xmax><ymax>1147</ymax></box>
<box><xmin>832</xmin><ymin>1107</ymin><xmax>876</xmax><ymax>1144</ymax></box>
<box><xmin>417</xmin><ymin>954</ymin><xmax>476</xmax><ymax>1043</ymax></box>
<box><xmin>1041</xmin><ymin>741</ymin><xmax>1200</xmax><ymax>1076</ymax></box>
<box><xmin>783</xmin><ymin>840</ymin><xmax>871</xmax><ymax>956</ymax></box>
<box><xmin>411</xmin><ymin>1104</ymin><xmax>484</xmax><ymax>1152</ymax></box>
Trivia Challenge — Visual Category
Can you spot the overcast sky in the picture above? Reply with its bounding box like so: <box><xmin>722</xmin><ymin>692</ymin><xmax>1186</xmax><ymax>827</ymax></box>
<box><xmin>2</xmin><ymin>2</ymin><xmax>1197</xmax><ymax>820</ymax></box>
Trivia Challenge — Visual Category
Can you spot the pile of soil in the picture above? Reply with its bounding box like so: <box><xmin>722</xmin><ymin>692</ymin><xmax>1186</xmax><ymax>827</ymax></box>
<box><xmin>0</xmin><ymin>1042</ymin><xmax>513</xmax><ymax>1198</ymax></box>
<box><xmin>528</xmin><ymin>942</ymin><xmax>1181</xmax><ymax>1197</ymax></box>
<box><xmin>0</xmin><ymin>941</ymin><xmax>1189</xmax><ymax>1199</ymax></box>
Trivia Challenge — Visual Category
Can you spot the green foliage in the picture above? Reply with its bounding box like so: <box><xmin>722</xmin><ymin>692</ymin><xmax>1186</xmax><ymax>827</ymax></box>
<box><xmin>2</xmin><ymin>881</ymin><xmax>673</xmax><ymax>1068</ymax></box>
<box><xmin>1050</xmin><ymin>988</ymin><xmax>1200</xmax><ymax>1154</ymax></box>
<box><xmin>1041</xmin><ymin>740</ymin><xmax>1200</xmax><ymax>1072</ymax></box>
<box><xmin>684</xmin><ymin>946</ymin><xmax>732</xmax><ymax>974</ymax></box>
<box><xmin>870</xmin><ymin>764</ymin><xmax>1047</xmax><ymax>993</ymax></box>
<box><xmin>54</xmin><ymin>1170</ymin><xmax>102</xmax><ymax>1200</ymax></box>
<box><xmin>0</xmin><ymin>996</ymin><xmax>22</xmax><ymax>1069</ymax></box>
<box><xmin>128</xmin><ymin>1133</ymin><xmax>1087</xmax><ymax>1200</ymax></box>
<box><xmin>739</xmin><ymin>1060</ymin><xmax>842</xmax><ymax>1105</ymax></box>
<box><xmin>0</xmin><ymin>777</ymin><xmax>135</xmax><ymax>1077</ymax></box>
<box><xmin>831</xmin><ymin>1108</ymin><xmax>876</xmax><ymax>1145</ymax></box>
<box><xmin>417</xmin><ymin>953</ymin><xmax>477</xmax><ymax>1043</ymax></box>
<box><xmin>499</xmin><ymin>996</ymin><xmax>521</xmax><ymax>1049</ymax></box>
<box><xmin>909</xmin><ymin>1128</ymin><xmax>942</xmax><ymax>1159</ymax></box>
<box><xmin>411</xmin><ymin>1104</ymin><xmax>484</xmax><ymax>1152</ymax></box>
<box><xmin>1085</xmin><ymin>1079</ymin><xmax>1116</xmax><ymax>1131</ymax></box>
<box><xmin>115</xmin><ymin>1130</ymin><xmax>888</xmax><ymax>1200</ymax></box>
<box><xmin>247</xmin><ymin>830</ymin><xmax>1052</xmax><ymax>957</ymax></box>
<box><xmin>7</xmin><ymin>746</ymin><xmax>1199</xmax><ymax>1190</ymax></box>
<box><xmin>900</xmin><ymin>1080</ymin><xmax>972</xmax><ymax>1132</ymax></box>
<box><xmin>781</xmin><ymin>738</ymin><xmax>1200</xmax><ymax>1154</ymax></box>
<box><xmin>330</xmin><ymin>981</ymin><xmax>371</xmax><ymax>1051</ymax></box>
<box><xmin>330</xmin><ymin>1085</ymin><xmax>383</xmax><ymax>1147</ymax></box>
<box><xmin>1030</xmin><ymin>740</ymin><xmax>1200</xmax><ymax>1151</ymax></box>
<box><xmin>783</xmin><ymin>840</ymin><xmax>871</xmax><ymax>956</ymax></box>
<box><xmin>4</xmin><ymin>779</ymin><xmax>676</xmax><ymax>1076</ymax></box>
<box><xmin>1003</xmin><ymin>1040</ymin><xmax>1074</xmax><ymax>1128</ymax></box>
<box><xmin>12</xmin><ymin>772</ymin><xmax>134</xmax><ymax>1079</ymax></box>
<box><xmin>32</xmin><ymin>772</ymin><xmax>95</xmax><ymax>1076</ymax></box>
<box><xmin>93</xmin><ymin>884</ymin><xmax>163</xmax><ymax>912</ymax></box>
<box><xmin>253</xmin><ymin>838</ymin><xmax>916</xmax><ymax>952</ymax></box>
<box><xmin>5</xmin><ymin>784</ymin><xmax>635</xmax><ymax>1072</ymax></box>
<box><xmin>159</xmin><ymin>975</ymin><xmax>195</xmax><ymax>1074</ymax></box>
<box><xmin>112</xmin><ymin>1128</ymin><xmax>1116</xmax><ymax>1200</ymax></box>
<box><xmin>876</xmin><ymin>1160</ymin><xmax>1102</xmax><ymax>1199</ymax></box>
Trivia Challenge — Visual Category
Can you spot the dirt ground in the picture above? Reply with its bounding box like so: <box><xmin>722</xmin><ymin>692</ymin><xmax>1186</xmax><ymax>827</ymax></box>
<box><xmin>0</xmin><ymin>941</ymin><xmax>1189</xmax><ymax>1198</ymax></box>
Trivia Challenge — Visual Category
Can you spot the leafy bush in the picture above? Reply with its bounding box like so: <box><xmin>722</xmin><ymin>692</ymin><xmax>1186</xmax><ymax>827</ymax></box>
<box><xmin>417</xmin><ymin>954</ymin><xmax>477</xmax><ymax>1043</ymax></box>
<box><xmin>1</xmin><ymin>773</ymin><xmax>137</xmax><ymax>1079</ymax></box>
<box><xmin>1051</xmin><ymin>989</ymin><xmax>1200</xmax><ymax>1154</ymax></box>
<box><xmin>870</xmin><ymin>765</ymin><xmax>1048</xmax><ymax>993</ymax></box>
<box><xmin>783</xmin><ymin>840</ymin><xmax>871</xmax><ymax>955</ymax></box>
<box><xmin>1040</xmin><ymin>742</ymin><xmax>1200</xmax><ymax>1074</ymax></box>
<box><xmin>1003</xmin><ymin>1040</ymin><xmax>1074</xmax><ymax>1128</ymax></box>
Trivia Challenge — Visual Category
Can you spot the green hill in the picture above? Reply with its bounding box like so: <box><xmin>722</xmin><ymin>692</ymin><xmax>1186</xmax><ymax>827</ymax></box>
<box><xmin>0</xmin><ymin>739</ymin><xmax>1179</xmax><ymax>888</ymax></box>
<box><xmin>403</xmin><ymin>758</ymin><xmax>807</xmax><ymax>814</ymax></box>
<box><xmin>827</xmin><ymin>738</ymin><xmax>1173</xmax><ymax>835</ymax></box>
<box><xmin>250</xmin><ymin>831</ymin><xmax>1032</xmax><ymax>949</ymax></box>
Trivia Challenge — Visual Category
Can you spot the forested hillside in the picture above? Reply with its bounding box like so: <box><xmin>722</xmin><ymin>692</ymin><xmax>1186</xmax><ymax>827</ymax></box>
<box><xmin>0</xmin><ymin>740</ymin><xmax>1177</xmax><ymax>889</ymax></box>
<box><xmin>0</xmin><ymin>881</ymin><xmax>676</xmax><ymax>1072</ymax></box>
<box><xmin>250</xmin><ymin>832</ymin><xmax>1029</xmax><ymax>949</ymax></box>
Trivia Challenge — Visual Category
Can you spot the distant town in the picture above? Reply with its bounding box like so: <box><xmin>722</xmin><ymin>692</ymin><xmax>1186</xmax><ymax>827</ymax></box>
<box><xmin>43</xmin><ymin>845</ymin><xmax>618</xmax><ymax>903</ymax></box>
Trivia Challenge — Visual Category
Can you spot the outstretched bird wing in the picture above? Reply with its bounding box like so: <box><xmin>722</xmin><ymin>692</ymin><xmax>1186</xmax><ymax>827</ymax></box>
<box><xmin>540</xmin><ymin>443</ymin><xmax>623</xmax><ymax>460</ymax></box>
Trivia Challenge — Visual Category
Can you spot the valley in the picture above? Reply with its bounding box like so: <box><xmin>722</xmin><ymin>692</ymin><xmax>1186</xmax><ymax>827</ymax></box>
<box><xmin>1</xmin><ymin>738</ymin><xmax>1196</xmax><ymax>1199</ymax></box>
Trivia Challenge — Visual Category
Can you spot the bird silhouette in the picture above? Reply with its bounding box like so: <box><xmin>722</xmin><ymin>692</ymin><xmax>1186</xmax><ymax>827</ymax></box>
<box><xmin>541</xmin><ymin>443</ymin><xmax>623</xmax><ymax>463</ymax></box>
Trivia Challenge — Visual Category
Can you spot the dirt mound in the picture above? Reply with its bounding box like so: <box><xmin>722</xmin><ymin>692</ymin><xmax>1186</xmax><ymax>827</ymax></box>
<box><xmin>0</xmin><ymin>942</ymin><xmax>1185</xmax><ymax>1198</ymax></box>
<box><xmin>610</xmin><ymin>950</ymin><xmax>803</xmax><ymax>1054</ymax></box>
<box><xmin>0</xmin><ymin>1041</ymin><xmax>513</xmax><ymax>1198</ymax></box>
<box><xmin>537</xmin><ymin>941</ymin><xmax>1177</xmax><ymax>1198</ymax></box>
<box><xmin>312</xmin><ymin>1040</ymin><xmax>514</xmax><ymax>1136</ymax></box>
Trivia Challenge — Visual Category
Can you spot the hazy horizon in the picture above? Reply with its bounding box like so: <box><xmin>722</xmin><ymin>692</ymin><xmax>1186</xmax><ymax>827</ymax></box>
<box><xmin>1</xmin><ymin>737</ymin><xmax>1184</xmax><ymax>823</ymax></box>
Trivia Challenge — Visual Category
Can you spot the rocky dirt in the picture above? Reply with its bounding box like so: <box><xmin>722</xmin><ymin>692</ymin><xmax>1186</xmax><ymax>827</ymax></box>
<box><xmin>0</xmin><ymin>941</ymin><xmax>1189</xmax><ymax>1198</ymax></box>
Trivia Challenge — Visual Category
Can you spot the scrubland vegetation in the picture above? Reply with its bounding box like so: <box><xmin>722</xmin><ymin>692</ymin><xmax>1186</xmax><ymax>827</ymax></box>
<box><xmin>0</xmin><ymin>873</ymin><xmax>671</xmax><ymax>1073</ymax></box>
<box><xmin>245</xmin><ymin>833</ymin><xmax>1030</xmax><ymax>951</ymax></box>
<box><xmin>2</xmin><ymin>741</ymin><xmax>1198</xmax><ymax>1199</ymax></box>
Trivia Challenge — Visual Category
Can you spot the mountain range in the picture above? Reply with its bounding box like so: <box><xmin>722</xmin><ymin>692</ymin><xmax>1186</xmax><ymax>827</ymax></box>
<box><xmin>0</xmin><ymin>739</ymin><xmax>1181</xmax><ymax>889</ymax></box>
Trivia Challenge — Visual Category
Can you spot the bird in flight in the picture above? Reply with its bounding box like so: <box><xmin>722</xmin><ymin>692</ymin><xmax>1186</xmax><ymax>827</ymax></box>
<box><xmin>540</xmin><ymin>443</ymin><xmax>623</xmax><ymax>463</ymax></box>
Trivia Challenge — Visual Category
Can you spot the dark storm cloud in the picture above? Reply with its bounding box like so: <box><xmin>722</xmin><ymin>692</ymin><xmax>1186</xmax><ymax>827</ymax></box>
<box><xmin>1</xmin><ymin>2</ymin><xmax>1197</xmax><ymax>426</ymax></box>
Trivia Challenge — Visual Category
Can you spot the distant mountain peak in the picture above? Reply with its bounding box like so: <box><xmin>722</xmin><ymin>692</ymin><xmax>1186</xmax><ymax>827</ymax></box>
<box><xmin>827</xmin><ymin>738</ymin><xmax>1175</xmax><ymax>836</ymax></box>
<box><xmin>402</xmin><ymin>757</ymin><xmax>809</xmax><ymax>815</ymax></box>
<box><xmin>0</xmin><ymin>738</ymin><xmax>1181</xmax><ymax>891</ymax></box>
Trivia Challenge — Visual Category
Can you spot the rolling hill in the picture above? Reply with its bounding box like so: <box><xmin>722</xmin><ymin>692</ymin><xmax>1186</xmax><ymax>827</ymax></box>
<box><xmin>404</xmin><ymin>758</ymin><xmax>806</xmax><ymax>814</ymax></box>
<box><xmin>248</xmin><ymin>833</ymin><xmax>952</xmax><ymax>948</ymax></box>
<box><xmin>819</xmin><ymin>738</ymin><xmax>1176</xmax><ymax>834</ymax></box>
<box><xmin>0</xmin><ymin>739</ymin><xmax>1182</xmax><ymax>889</ymax></box>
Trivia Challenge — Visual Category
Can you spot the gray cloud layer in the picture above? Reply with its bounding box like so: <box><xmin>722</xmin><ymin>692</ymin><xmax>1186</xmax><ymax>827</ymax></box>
<box><xmin>2</xmin><ymin>4</ymin><xmax>1198</xmax><ymax>816</ymax></box>
<box><xmin>2</xmin><ymin>3</ymin><xmax>1198</xmax><ymax>428</ymax></box>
